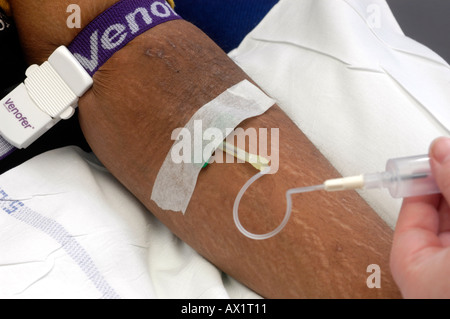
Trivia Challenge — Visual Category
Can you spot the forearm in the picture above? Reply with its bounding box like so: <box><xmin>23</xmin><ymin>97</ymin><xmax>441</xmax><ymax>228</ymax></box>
<box><xmin>10</xmin><ymin>0</ymin><xmax>400</xmax><ymax>298</ymax></box>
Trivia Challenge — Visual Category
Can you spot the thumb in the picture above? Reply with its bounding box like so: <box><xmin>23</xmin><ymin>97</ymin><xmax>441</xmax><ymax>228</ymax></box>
<box><xmin>430</xmin><ymin>137</ymin><xmax>450</xmax><ymax>201</ymax></box>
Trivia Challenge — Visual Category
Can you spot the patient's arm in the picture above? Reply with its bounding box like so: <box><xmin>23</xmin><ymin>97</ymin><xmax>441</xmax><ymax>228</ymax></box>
<box><xmin>10</xmin><ymin>0</ymin><xmax>400</xmax><ymax>298</ymax></box>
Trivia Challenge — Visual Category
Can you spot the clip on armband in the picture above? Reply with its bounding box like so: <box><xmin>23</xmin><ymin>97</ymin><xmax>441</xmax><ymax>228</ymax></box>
<box><xmin>0</xmin><ymin>46</ymin><xmax>93</xmax><ymax>149</ymax></box>
<box><xmin>0</xmin><ymin>0</ymin><xmax>181</xmax><ymax>156</ymax></box>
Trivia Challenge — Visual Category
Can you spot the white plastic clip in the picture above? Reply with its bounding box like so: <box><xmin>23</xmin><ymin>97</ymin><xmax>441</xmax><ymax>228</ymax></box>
<box><xmin>0</xmin><ymin>46</ymin><xmax>93</xmax><ymax>149</ymax></box>
<box><xmin>324</xmin><ymin>175</ymin><xmax>365</xmax><ymax>192</ymax></box>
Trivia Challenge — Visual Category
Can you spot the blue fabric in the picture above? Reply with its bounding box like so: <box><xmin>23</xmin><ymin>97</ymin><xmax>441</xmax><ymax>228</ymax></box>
<box><xmin>175</xmin><ymin>0</ymin><xmax>278</xmax><ymax>52</ymax></box>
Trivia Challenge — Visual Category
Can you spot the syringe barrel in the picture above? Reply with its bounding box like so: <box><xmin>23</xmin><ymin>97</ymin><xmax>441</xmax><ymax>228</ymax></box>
<box><xmin>385</xmin><ymin>154</ymin><xmax>440</xmax><ymax>198</ymax></box>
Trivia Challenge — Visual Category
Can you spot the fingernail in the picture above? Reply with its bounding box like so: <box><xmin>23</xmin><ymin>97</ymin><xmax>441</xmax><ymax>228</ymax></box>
<box><xmin>431</xmin><ymin>137</ymin><xmax>450</xmax><ymax>164</ymax></box>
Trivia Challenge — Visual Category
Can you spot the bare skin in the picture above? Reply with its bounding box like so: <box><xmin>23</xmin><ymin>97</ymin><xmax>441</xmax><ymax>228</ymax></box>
<box><xmin>10</xmin><ymin>0</ymin><xmax>401</xmax><ymax>298</ymax></box>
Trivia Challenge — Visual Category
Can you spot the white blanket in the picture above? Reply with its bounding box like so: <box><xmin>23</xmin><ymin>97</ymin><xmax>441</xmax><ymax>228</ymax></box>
<box><xmin>1</xmin><ymin>0</ymin><xmax>449</xmax><ymax>298</ymax></box>
<box><xmin>230</xmin><ymin>0</ymin><xmax>450</xmax><ymax>227</ymax></box>
<box><xmin>0</xmin><ymin>147</ymin><xmax>259</xmax><ymax>298</ymax></box>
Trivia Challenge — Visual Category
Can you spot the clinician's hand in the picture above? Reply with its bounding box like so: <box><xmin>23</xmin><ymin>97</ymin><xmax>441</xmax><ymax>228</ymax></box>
<box><xmin>391</xmin><ymin>137</ymin><xmax>450</xmax><ymax>298</ymax></box>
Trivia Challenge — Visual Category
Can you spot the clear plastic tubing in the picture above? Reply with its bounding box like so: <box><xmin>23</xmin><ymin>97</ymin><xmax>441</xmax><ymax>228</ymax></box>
<box><xmin>233</xmin><ymin>155</ymin><xmax>441</xmax><ymax>240</ymax></box>
<box><xmin>233</xmin><ymin>167</ymin><xmax>324</xmax><ymax>240</ymax></box>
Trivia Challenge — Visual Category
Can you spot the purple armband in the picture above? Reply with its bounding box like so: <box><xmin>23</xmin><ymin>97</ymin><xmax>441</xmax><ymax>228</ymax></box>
<box><xmin>69</xmin><ymin>0</ymin><xmax>181</xmax><ymax>76</ymax></box>
<box><xmin>0</xmin><ymin>0</ymin><xmax>181</xmax><ymax>161</ymax></box>
<box><xmin>0</xmin><ymin>137</ymin><xmax>14</xmax><ymax>160</ymax></box>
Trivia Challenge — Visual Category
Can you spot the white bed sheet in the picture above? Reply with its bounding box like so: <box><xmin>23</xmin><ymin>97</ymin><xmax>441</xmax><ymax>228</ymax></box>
<box><xmin>229</xmin><ymin>0</ymin><xmax>450</xmax><ymax>227</ymax></box>
<box><xmin>0</xmin><ymin>147</ymin><xmax>260</xmax><ymax>299</ymax></box>
<box><xmin>1</xmin><ymin>0</ymin><xmax>450</xmax><ymax>299</ymax></box>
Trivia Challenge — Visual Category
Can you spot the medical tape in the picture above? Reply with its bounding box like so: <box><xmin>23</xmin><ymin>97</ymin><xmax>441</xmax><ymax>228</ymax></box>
<box><xmin>151</xmin><ymin>79</ymin><xmax>276</xmax><ymax>214</ymax></box>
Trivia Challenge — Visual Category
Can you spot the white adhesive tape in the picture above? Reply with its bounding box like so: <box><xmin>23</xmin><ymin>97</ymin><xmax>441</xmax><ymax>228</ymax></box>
<box><xmin>151</xmin><ymin>80</ymin><xmax>276</xmax><ymax>214</ymax></box>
